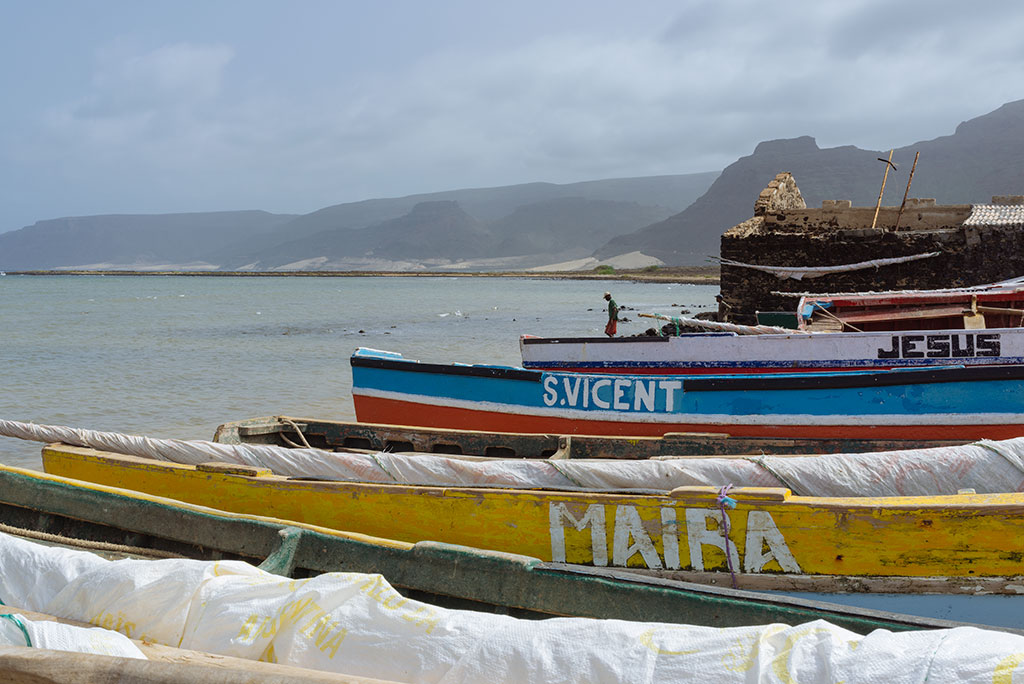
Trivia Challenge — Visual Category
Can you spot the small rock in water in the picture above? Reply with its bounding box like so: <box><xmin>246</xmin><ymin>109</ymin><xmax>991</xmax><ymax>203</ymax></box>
<box><xmin>359</xmin><ymin>329</ymin><xmax>365</xmax><ymax>334</ymax></box>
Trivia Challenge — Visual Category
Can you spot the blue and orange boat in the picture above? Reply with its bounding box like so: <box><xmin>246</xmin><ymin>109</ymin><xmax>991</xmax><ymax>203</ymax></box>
<box><xmin>350</xmin><ymin>347</ymin><xmax>1024</xmax><ymax>440</ymax></box>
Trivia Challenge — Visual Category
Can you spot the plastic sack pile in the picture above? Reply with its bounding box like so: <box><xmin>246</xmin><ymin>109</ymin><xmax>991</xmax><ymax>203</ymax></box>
<box><xmin>2</xmin><ymin>531</ymin><xmax>1024</xmax><ymax>683</ymax></box>
<box><xmin>3</xmin><ymin>419</ymin><xmax>1024</xmax><ymax>496</ymax></box>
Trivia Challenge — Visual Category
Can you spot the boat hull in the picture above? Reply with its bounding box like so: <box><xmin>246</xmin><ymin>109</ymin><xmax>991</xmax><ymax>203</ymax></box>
<box><xmin>6</xmin><ymin>460</ymin><xmax>945</xmax><ymax>633</ymax></box>
<box><xmin>519</xmin><ymin>328</ymin><xmax>1024</xmax><ymax>374</ymax></box>
<box><xmin>351</xmin><ymin>348</ymin><xmax>1024</xmax><ymax>440</ymax></box>
<box><xmin>41</xmin><ymin>444</ymin><xmax>1024</xmax><ymax>583</ymax></box>
<box><xmin>214</xmin><ymin>416</ymin><xmax>969</xmax><ymax>457</ymax></box>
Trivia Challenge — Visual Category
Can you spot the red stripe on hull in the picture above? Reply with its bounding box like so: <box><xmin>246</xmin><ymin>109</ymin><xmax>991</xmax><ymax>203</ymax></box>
<box><xmin>353</xmin><ymin>395</ymin><xmax>1024</xmax><ymax>441</ymax></box>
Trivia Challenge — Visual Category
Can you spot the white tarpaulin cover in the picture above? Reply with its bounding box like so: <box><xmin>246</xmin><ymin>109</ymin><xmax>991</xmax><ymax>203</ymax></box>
<box><xmin>0</xmin><ymin>611</ymin><xmax>145</xmax><ymax>659</ymax></box>
<box><xmin>1</xmin><ymin>531</ymin><xmax>1023</xmax><ymax>683</ymax></box>
<box><xmin>2</xmin><ymin>419</ymin><xmax>1024</xmax><ymax>496</ymax></box>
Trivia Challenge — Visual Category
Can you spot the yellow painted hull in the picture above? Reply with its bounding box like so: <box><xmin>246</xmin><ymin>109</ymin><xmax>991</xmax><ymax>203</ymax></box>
<box><xmin>42</xmin><ymin>445</ymin><xmax>1024</xmax><ymax>580</ymax></box>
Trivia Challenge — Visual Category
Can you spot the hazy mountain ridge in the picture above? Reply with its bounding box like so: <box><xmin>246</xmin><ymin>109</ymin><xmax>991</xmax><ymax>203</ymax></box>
<box><xmin>0</xmin><ymin>211</ymin><xmax>296</xmax><ymax>270</ymax></box>
<box><xmin>596</xmin><ymin>99</ymin><xmax>1024</xmax><ymax>264</ymax></box>
<box><xmin>0</xmin><ymin>173</ymin><xmax>714</xmax><ymax>271</ymax></box>
<box><xmin>4</xmin><ymin>99</ymin><xmax>1024</xmax><ymax>270</ymax></box>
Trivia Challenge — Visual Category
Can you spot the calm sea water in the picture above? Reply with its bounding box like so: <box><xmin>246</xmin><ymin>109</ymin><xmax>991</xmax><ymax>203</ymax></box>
<box><xmin>0</xmin><ymin>275</ymin><xmax>718</xmax><ymax>469</ymax></box>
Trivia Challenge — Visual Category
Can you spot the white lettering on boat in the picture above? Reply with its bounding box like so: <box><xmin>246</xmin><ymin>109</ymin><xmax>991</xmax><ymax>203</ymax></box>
<box><xmin>591</xmin><ymin>378</ymin><xmax>612</xmax><ymax>409</ymax></box>
<box><xmin>743</xmin><ymin>510</ymin><xmax>801</xmax><ymax>573</ymax></box>
<box><xmin>613</xmin><ymin>504</ymin><xmax>662</xmax><ymax>568</ymax></box>
<box><xmin>542</xmin><ymin>375</ymin><xmax>682</xmax><ymax>412</ymax></box>
<box><xmin>549</xmin><ymin>502</ymin><xmax>608</xmax><ymax>565</ymax></box>
<box><xmin>548</xmin><ymin>503</ymin><xmax>801</xmax><ymax>574</ymax></box>
<box><xmin>685</xmin><ymin>508</ymin><xmax>740</xmax><ymax>572</ymax></box>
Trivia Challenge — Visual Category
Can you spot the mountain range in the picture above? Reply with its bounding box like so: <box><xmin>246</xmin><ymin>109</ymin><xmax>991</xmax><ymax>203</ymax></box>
<box><xmin>2</xmin><ymin>99</ymin><xmax>1024</xmax><ymax>271</ymax></box>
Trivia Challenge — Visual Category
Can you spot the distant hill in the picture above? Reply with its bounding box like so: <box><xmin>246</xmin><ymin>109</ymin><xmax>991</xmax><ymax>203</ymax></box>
<box><xmin>596</xmin><ymin>99</ymin><xmax>1024</xmax><ymax>265</ymax></box>
<box><xmin>490</xmin><ymin>198</ymin><xmax>672</xmax><ymax>257</ymax></box>
<box><xmin>0</xmin><ymin>211</ymin><xmax>295</xmax><ymax>270</ymax></box>
<box><xmin>219</xmin><ymin>174</ymin><xmax>715</xmax><ymax>268</ymax></box>
<box><xmin>6</xmin><ymin>99</ymin><xmax>1024</xmax><ymax>270</ymax></box>
<box><xmin>0</xmin><ymin>173</ymin><xmax>715</xmax><ymax>271</ymax></box>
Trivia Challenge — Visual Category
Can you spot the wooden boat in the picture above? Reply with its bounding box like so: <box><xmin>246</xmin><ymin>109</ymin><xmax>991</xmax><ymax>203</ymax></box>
<box><xmin>7</xmin><ymin>493</ymin><xmax>1024</xmax><ymax>684</ymax></box>
<box><xmin>35</xmin><ymin>435</ymin><xmax>1024</xmax><ymax>629</ymax></box>
<box><xmin>795</xmin><ymin>278</ymin><xmax>1024</xmax><ymax>332</ymax></box>
<box><xmin>520</xmin><ymin>327</ymin><xmax>1024</xmax><ymax>374</ymax></box>
<box><xmin>521</xmin><ymin>279</ymin><xmax>1024</xmax><ymax>375</ymax></box>
<box><xmin>213</xmin><ymin>415</ymin><xmax>968</xmax><ymax>457</ymax></box>
<box><xmin>0</xmin><ymin>460</ymin><xmax>959</xmax><ymax>635</ymax></box>
<box><xmin>350</xmin><ymin>347</ymin><xmax>1024</xmax><ymax>440</ymax></box>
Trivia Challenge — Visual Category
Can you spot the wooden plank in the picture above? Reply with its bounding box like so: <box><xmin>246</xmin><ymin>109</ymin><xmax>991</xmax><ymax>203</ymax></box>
<box><xmin>826</xmin><ymin>305</ymin><xmax>967</xmax><ymax>324</ymax></box>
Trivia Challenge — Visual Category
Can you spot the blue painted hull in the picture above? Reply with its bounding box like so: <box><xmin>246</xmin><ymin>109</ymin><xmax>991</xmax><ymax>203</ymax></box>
<box><xmin>351</xmin><ymin>348</ymin><xmax>1024</xmax><ymax>439</ymax></box>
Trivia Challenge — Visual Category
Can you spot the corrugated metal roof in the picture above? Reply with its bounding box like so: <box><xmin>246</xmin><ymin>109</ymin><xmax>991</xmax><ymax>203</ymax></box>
<box><xmin>964</xmin><ymin>204</ymin><xmax>1024</xmax><ymax>226</ymax></box>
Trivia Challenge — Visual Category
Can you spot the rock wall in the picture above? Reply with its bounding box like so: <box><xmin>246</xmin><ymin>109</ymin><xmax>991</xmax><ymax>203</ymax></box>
<box><xmin>718</xmin><ymin>175</ymin><xmax>1024</xmax><ymax>324</ymax></box>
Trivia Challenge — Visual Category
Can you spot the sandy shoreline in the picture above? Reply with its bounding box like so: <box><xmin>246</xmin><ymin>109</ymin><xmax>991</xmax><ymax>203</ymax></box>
<box><xmin>5</xmin><ymin>267</ymin><xmax>720</xmax><ymax>285</ymax></box>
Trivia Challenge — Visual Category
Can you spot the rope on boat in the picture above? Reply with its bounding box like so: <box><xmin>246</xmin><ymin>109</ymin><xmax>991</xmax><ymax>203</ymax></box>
<box><xmin>975</xmin><ymin>440</ymin><xmax>1024</xmax><ymax>478</ymax></box>
<box><xmin>279</xmin><ymin>416</ymin><xmax>312</xmax><ymax>449</ymax></box>
<box><xmin>369</xmin><ymin>451</ymin><xmax>398</xmax><ymax>481</ymax></box>
<box><xmin>638</xmin><ymin>313</ymin><xmax>803</xmax><ymax>336</ymax></box>
<box><xmin>545</xmin><ymin>460</ymin><xmax>586</xmax><ymax>488</ymax></box>
<box><xmin>0</xmin><ymin>522</ymin><xmax>185</xmax><ymax>560</ymax></box>
<box><xmin>715</xmin><ymin>485</ymin><xmax>739</xmax><ymax>589</ymax></box>
<box><xmin>744</xmin><ymin>455</ymin><xmax>803</xmax><ymax>496</ymax></box>
<box><xmin>807</xmin><ymin>302</ymin><xmax>865</xmax><ymax>333</ymax></box>
<box><xmin>0</xmin><ymin>614</ymin><xmax>32</xmax><ymax>647</ymax></box>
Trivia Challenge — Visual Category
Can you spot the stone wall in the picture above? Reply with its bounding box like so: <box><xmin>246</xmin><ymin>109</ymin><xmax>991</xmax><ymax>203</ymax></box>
<box><xmin>718</xmin><ymin>176</ymin><xmax>1024</xmax><ymax>324</ymax></box>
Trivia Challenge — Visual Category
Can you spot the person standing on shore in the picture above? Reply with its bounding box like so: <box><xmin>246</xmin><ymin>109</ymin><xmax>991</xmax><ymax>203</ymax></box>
<box><xmin>604</xmin><ymin>292</ymin><xmax>619</xmax><ymax>337</ymax></box>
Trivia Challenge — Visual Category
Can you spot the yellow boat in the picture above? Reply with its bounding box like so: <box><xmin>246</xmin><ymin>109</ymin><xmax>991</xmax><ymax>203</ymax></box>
<box><xmin>39</xmin><ymin>442</ymin><xmax>1024</xmax><ymax>587</ymax></box>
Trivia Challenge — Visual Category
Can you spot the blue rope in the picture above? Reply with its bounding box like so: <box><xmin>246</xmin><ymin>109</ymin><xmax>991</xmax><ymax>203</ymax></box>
<box><xmin>0</xmin><ymin>614</ymin><xmax>32</xmax><ymax>647</ymax></box>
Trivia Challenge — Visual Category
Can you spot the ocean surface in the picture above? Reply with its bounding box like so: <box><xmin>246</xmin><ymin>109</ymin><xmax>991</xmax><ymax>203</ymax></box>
<box><xmin>0</xmin><ymin>274</ymin><xmax>718</xmax><ymax>470</ymax></box>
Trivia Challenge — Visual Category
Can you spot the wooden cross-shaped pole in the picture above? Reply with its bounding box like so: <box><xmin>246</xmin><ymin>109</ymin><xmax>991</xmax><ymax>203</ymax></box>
<box><xmin>871</xmin><ymin>149</ymin><xmax>896</xmax><ymax>229</ymax></box>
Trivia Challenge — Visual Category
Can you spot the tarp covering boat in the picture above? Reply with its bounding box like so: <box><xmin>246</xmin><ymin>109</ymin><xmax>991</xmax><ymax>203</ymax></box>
<box><xmin>2</xmin><ymin>531</ymin><xmax>1023</xmax><ymax>683</ymax></box>
<box><xmin>3</xmin><ymin>419</ymin><xmax>1024</xmax><ymax>497</ymax></box>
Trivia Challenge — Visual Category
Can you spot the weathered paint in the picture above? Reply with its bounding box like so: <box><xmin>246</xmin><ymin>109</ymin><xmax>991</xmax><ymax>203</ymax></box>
<box><xmin>6</xmin><ymin>458</ymin><xmax>986</xmax><ymax>634</ymax></box>
<box><xmin>519</xmin><ymin>329</ymin><xmax>1024</xmax><ymax>374</ymax></box>
<box><xmin>42</xmin><ymin>445</ymin><xmax>1024</xmax><ymax>579</ymax></box>
<box><xmin>214</xmin><ymin>415</ymin><xmax>968</xmax><ymax>458</ymax></box>
<box><xmin>353</xmin><ymin>394</ymin><xmax>1024</xmax><ymax>440</ymax></box>
<box><xmin>350</xmin><ymin>348</ymin><xmax>1024</xmax><ymax>440</ymax></box>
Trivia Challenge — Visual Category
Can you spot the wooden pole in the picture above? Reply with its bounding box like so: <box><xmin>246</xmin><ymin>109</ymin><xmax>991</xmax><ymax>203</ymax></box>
<box><xmin>893</xmin><ymin>151</ymin><xmax>920</xmax><ymax>231</ymax></box>
<box><xmin>871</xmin><ymin>149</ymin><xmax>895</xmax><ymax>229</ymax></box>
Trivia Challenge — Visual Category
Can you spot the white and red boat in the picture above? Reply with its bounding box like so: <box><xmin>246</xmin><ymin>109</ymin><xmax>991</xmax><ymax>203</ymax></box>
<box><xmin>521</xmin><ymin>279</ymin><xmax>1024</xmax><ymax>375</ymax></box>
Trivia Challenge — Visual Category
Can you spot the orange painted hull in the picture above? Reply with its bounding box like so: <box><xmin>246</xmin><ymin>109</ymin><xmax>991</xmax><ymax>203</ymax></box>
<box><xmin>353</xmin><ymin>395</ymin><xmax>1024</xmax><ymax>440</ymax></box>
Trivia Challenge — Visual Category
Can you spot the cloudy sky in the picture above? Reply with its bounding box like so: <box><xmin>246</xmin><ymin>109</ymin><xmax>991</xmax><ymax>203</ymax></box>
<box><xmin>2</xmin><ymin>1</ymin><xmax>1023</xmax><ymax>233</ymax></box>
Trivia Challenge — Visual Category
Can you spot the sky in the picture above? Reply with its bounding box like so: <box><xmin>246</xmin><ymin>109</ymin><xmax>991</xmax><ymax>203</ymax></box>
<box><xmin>2</xmin><ymin>1</ymin><xmax>1024</xmax><ymax>234</ymax></box>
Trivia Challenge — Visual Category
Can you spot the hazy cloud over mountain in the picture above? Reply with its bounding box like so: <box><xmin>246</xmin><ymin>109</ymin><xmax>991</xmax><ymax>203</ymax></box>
<box><xmin>3</xmin><ymin>0</ymin><xmax>1024</xmax><ymax>233</ymax></box>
